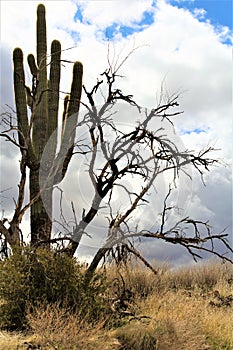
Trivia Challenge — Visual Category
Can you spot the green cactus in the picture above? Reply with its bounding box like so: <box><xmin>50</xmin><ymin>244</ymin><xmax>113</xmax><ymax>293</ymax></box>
<box><xmin>13</xmin><ymin>4</ymin><xmax>83</xmax><ymax>244</ymax></box>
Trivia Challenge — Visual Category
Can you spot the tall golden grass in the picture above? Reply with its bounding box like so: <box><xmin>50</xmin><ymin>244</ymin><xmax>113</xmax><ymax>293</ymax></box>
<box><xmin>0</xmin><ymin>259</ymin><xmax>232</xmax><ymax>350</ymax></box>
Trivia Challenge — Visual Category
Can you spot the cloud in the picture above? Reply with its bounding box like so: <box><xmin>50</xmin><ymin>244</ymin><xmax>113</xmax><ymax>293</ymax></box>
<box><xmin>193</xmin><ymin>8</ymin><xmax>206</xmax><ymax>20</ymax></box>
<box><xmin>73</xmin><ymin>0</ymin><xmax>155</xmax><ymax>28</ymax></box>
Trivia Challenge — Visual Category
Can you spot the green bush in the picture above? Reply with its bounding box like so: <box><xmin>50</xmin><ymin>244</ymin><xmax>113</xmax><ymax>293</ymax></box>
<box><xmin>0</xmin><ymin>246</ymin><xmax>108</xmax><ymax>330</ymax></box>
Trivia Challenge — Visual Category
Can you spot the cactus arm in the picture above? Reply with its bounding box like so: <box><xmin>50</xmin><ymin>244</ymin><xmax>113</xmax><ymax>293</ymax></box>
<box><xmin>28</xmin><ymin>54</ymin><xmax>39</xmax><ymax>99</ymax></box>
<box><xmin>61</xmin><ymin>62</ymin><xmax>83</xmax><ymax>144</ymax></box>
<box><xmin>13</xmin><ymin>48</ymin><xmax>29</xmax><ymax>149</ymax></box>
<box><xmin>28</xmin><ymin>54</ymin><xmax>38</xmax><ymax>77</ymax></box>
<box><xmin>61</xmin><ymin>63</ymin><xmax>83</xmax><ymax>138</ymax></box>
<box><xmin>53</xmin><ymin>62</ymin><xmax>83</xmax><ymax>184</ymax></box>
<box><xmin>67</xmin><ymin>61</ymin><xmax>83</xmax><ymax>119</ymax></box>
<box><xmin>13</xmin><ymin>49</ymin><xmax>37</xmax><ymax>169</ymax></box>
<box><xmin>47</xmin><ymin>40</ymin><xmax>61</xmax><ymax>142</ymax></box>
<box><xmin>61</xmin><ymin>95</ymin><xmax>69</xmax><ymax>137</ymax></box>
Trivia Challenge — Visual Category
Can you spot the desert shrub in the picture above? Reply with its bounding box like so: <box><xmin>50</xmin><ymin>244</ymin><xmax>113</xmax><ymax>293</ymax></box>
<box><xmin>26</xmin><ymin>303</ymin><xmax>100</xmax><ymax>350</ymax></box>
<box><xmin>0</xmin><ymin>246</ymin><xmax>108</xmax><ymax>330</ymax></box>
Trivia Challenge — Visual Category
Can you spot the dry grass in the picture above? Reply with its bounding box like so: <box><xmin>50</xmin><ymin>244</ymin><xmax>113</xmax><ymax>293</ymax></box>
<box><xmin>25</xmin><ymin>303</ymin><xmax>121</xmax><ymax>350</ymax></box>
<box><xmin>0</xmin><ymin>331</ymin><xmax>27</xmax><ymax>350</ymax></box>
<box><xmin>113</xmin><ymin>260</ymin><xmax>233</xmax><ymax>350</ymax></box>
<box><xmin>136</xmin><ymin>287</ymin><xmax>233</xmax><ymax>350</ymax></box>
<box><xmin>0</xmin><ymin>304</ymin><xmax>120</xmax><ymax>350</ymax></box>
<box><xmin>1</xmin><ymin>259</ymin><xmax>233</xmax><ymax>350</ymax></box>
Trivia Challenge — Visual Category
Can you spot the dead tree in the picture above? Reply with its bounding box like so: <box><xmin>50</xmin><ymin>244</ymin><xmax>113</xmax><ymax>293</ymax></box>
<box><xmin>49</xmin><ymin>65</ymin><xmax>231</xmax><ymax>280</ymax></box>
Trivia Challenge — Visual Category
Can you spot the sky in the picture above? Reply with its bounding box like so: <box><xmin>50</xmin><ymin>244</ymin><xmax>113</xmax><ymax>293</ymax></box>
<box><xmin>0</xmin><ymin>0</ymin><xmax>232</xmax><ymax>266</ymax></box>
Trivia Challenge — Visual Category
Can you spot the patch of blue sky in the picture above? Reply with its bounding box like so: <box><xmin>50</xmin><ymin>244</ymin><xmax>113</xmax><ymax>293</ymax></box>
<box><xmin>73</xmin><ymin>6</ymin><xmax>91</xmax><ymax>25</ymax></box>
<box><xmin>179</xmin><ymin>127</ymin><xmax>208</xmax><ymax>135</ymax></box>
<box><xmin>74</xmin><ymin>6</ymin><xmax>83</xmax><ymax>22</ymax></box>
<box><xmin>70</xmin><ymin>30</ymin><xmax>81</xmax><ymax>44</ymax></box>
<box><xmin>169</xmin><ymin>0</ymin><xmax>232</xmax><ymax>45</ymax></box>
<box><xmin>104</xmin><ymin>23</ymin><xmax>139</xmax><ymax>40</ymax></box>
<box><xmin>170</xmin><ymin>0</ymin><xmax>232</xmax><ymax>27</ymax></box>
<box><xmin>104</xmin><ymin>10</ymin><xmax>155</xmax><ymax>40</ymax></box>
<box><xmin>137</xmin><ymin>10</ymin><xmax>155</xmax><ymax>27</ymax></box>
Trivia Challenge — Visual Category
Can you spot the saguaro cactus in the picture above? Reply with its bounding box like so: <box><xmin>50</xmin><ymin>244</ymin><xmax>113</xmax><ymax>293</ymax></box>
<box><xmin>13</xmin><ymin>4</ymin><xmax>83</xmax><ymax>244</ymax></box>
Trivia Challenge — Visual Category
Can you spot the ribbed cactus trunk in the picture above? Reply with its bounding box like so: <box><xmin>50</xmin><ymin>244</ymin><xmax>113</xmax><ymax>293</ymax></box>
<box><xmin>30</xmin><ymin>169</ymin><xmax>52</xmax><ymax>243</ymax></box>
<box><xmin>13</xmin><ymin>4</ymin><xmax>83</xmax><ymax>245</ymax></box>
<box><xmin>30</xmin><ymin>4</ymin><xmax>50</xmax><ymax>243</ymax></box>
